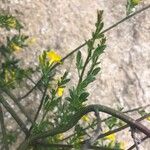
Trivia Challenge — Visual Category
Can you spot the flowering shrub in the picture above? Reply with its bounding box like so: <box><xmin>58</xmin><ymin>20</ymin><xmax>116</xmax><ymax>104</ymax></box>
<box><xmin>0</xmin><ymin>1</ymin><xmax>150</xmax><ymax>150</ymax></box>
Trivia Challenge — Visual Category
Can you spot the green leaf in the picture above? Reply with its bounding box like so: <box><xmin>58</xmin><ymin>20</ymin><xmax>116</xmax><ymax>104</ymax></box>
<box><xmin>79</xmin><ymin>92</ymin><xmax>89</xmax><ymax>102</ymax></box>
<box><xmin>79</xmin><ymin>75</ymin><xmax>95</xmax><ymax>90</ymax></box>
<box><xmin>76</xmin><ymin>51</ymin><xmax>83</xmax><ymax>70</ymax></box>
<box><xmin>60</xmin><ymin>79</ymin><xmax>70</xmax><ymax>86</ymax></box>
<box><xmin>76</xmin><ymin>51</ymin><xmax>81</xmax><ymax>65</ymax></box>
<box><xmin>105</xmin><ymin>117</ymin><xmax>118</xmax><ymax>129</ymax></box>
<box><xmin>65</xmin><ymin>96</ymin><xmax>72</xmax><ymax>102</ymax></box>
<box><xmin>75</xmin><ymin>124</ymin><xmax>86</xmax><ymax>136</ymax></box>
<box><xmin>105</xmin><ymin>117</ymin><xmax>124</xmax><ymax>130</ymax></box>
<box><xmin>44</xmin><ymin>97</ymin><xmax>61</xmax><ymax>111</ymax></box>
<box><xmin>126</xmin><ymin>0</ymin><xmax>141</xmax><ymax>15</ymax></box>
<box><xmin>69</xmin><ymin>89</ymin><xmax>74</xmax><ymax>99</ymax></box>
<box><xmin>92</xmin><ymin>45</ymin><xmax>106</xmax><ymax>60</ymax></box>
<box><xmin>61</xmin><ymin>71</ymin><xmax>68</xmax><ymax>80</ymax></box>
<box><xmin>92</xmin><ymin>67</ymin><xmax>101</xmax><ymax>76</ymax></box>
<box><xmin>96</xmin><ymin>22</ymin><xmax>104</xmax><ymax>35</ymax></box>
<box><xmin>6</xmin><ymin>132</ymin><xmax>17</xmax><ymax>145</ymax></box>
<box><xmin>44</xmin><ymin>95</ymin><xmax>49</xmax><ymax>105</ymax></box>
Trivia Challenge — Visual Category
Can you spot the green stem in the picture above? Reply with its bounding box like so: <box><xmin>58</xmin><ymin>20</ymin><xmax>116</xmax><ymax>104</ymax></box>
<box><xmin>78</xmin><ymin>49</ymin><xmax>91</xmax><ymax>85</ymax></box>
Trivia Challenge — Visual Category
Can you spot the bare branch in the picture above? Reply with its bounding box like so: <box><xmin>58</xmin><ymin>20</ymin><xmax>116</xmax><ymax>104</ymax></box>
<box><xmin>96</xmin><ymin>112</ymin><xmax>150</xmax><ymax>140</ymax></box>
<box><xmin>1</xmin><ymin>88</ymin><xmax>33</xmax><ymax>123</ymax></box>
<box><xmin>32</xmin><ymin>104</ymin><xmax>150</xmax><ymax>141</ymax></box>
<box><xmin>28</xmin><ymin>86</ymin><xmax>48</xmax><ymax>133</ymax></box>
<box><xmin>34</xmin><ymin>141</ymin><xmax>121</xmax><ymax>150</ymax></box>
<box><xmin>0</xmin><ymin>104</ymin><xmax>9</xmax><ymax>150</ymax></box>
<box><xmin>0</xmin><ymin>95</ymin><xmax>29</xmax><ymax>136</ymax></box>
<box><xmin>128</xmin><ymin>135</ymin><xmax>148</xmax><ymax>150</ymax></box>
<box><xmin>131</xmin><ymin>127</ymin><xmax>140</xmax><ymax>150</ymax></box>
<box><xmin>18</xmin><ymin>104</ymin><xmax>150</xmax><ymax>150</ymax></box>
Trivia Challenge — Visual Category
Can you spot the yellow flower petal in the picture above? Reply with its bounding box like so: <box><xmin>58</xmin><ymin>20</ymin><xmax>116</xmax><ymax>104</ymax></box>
<box><xmin>131</xmin><ymin>0</ymin><xmax>141</xmax><ymax>5</ymax></box>
<box><xmin>27</xmin><ymin>37</ymin><xmax>36</xmax><ymax>45</ymax></box>
<box><xmin>4</xmin><ymin>70</ymin><xmax>15</xmax><ymax>83</ymax></box>
<box><xmin>119</xmin><ymin>141</ymin><xmax>126</xmax><ymax>150</ymax></box>
<box><xmin>10</xmin><ymin>42</ymin><xmax>22</xmax><ymax>52</ymax></box>
<box><xmin>5</xmin><ymin>70</ymin><xmax>9</xmax><ymax>83</ymax></box>
<box><xmin>7</xmin><ymin>18</ymin><xmax>17</xmax><ymax>28</ymax></box>
<box><xmin>146</xmin><ymin>117</ymin><xmax>150</xmax><ymax>121</ymax></box>
<box><xmin>103</xmin><ymin>130</ymin><xmax>116</xmax><ymax>142</ymax></box>
<box><xmin>47</xmin><ymin>50</ymin><xmax>61</xmax><ymax>64</ymax></box>
<box><xmin>57</xmin><ymin>87</ymin><xmax>64</xmax><ymax>97</ymax></box>
<box><xmin>56</xmin><ymin>134</ymin><xmax>64</xmax><ymax>140</ymax></box>
<box><xmin>81</xmin><ymin>115</ymin><xmax>90</xmax><ymax>122</ymax></box>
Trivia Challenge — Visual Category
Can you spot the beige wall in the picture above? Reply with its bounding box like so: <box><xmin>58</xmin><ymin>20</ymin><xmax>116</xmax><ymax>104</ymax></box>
<box><xmin>0</xmin><ymin>0</ymin><xmax>150</xmax><ymax>149</ymax></box>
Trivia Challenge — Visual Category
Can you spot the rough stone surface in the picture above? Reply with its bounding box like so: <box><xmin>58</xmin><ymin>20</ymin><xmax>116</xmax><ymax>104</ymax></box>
<box><xmin>0</xmin><ymin>0</ymin><xmax>150</xmax><ymax>149</ymax></box>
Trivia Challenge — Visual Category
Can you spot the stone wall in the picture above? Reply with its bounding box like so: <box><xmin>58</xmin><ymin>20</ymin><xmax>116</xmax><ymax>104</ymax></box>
<box><xmin>0</xmin><ymin>0</ymin><xmax>150</xmax><ymax>149</ymax></box>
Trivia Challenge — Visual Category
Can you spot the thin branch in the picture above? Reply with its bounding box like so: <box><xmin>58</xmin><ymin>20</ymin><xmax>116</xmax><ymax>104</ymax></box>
<box><xmin>34</xmin><ymin>141</ymin><xmax>123</xmax><ymax>150</ymax></box>
<box><xmin>0</xmin><ymin>104</ymin><xmax>9</xmax><ymax>150</ymax></box>
<box><xmin>83</xmin><ymin>108</ymin><xmax>101</xmax><ymax>149</ymax></box>
<box><xmin>32</xmin><ymin>104</ymin><xmax>148</xmax><ymax>139</ymax></box>
<box><xmin>18</xmin><ymin>77</ymin><xmax>42</xmax><ymax>100</ymax></box>
<box><xmin>78</xmin><ymin>45</ymin><xmax>92</xmax><ymax>85</ymax></box>
<box><xmin>28</xmin><ymin>86</ymin><xmax>48</xmax><ymax>133</ymax></box>
<box><xmin>101</xmin><ymin>4</ymin><xmax>150</xmax><ymax>34</ymax></box>
<box><xmin>24</xmin><ymin>74</ymin><xmax>43</xmax><ymax>94</ymax></box>
<box><xmin>128</xmin><ymin>135</ymin><xmax>148</xmax><ymax>150</ymax></box>
<box><xmin>18</xmin><ymin>104</ymin><xmax>150</xmax><ymax>150</ymax></box>
<box><xmin>89</xmin><ymin>108</ymin><xmax>102</xmax><ymax>145</ymax></box>
<box><xmin>96</xmin><ymin>112</ymin><xmax>150</xmax><ymax>140</ymax></box>
<box><xmin>1</xmin><ymin>88</ymin><xmax>33</xmax><ymax>123</ymax></box>
<box><xmin>131</xmin><ymin>128</ymin><xmax>139</xmax><ymax>150</ymax></box>
<box><xmin>60</xmin><ymin>104</ymin><xmax>150</xmax><ymax>142</ymax></box>
<box><xmin>123</xmin><ymin>104</ymin><xmax>150</xmax><ymax>113</ymax></box>
<box><xmin>0</xmin><ymin>95</ymin><xmax>29</xmax><ymax>136</ymax></box>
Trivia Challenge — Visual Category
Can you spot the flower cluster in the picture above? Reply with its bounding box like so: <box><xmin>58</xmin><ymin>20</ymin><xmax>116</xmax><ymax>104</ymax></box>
<box><xmin>0</xmin><ymin>14</ymin><xmax>22</xmax><ymax>30</ymax></box>
<box><xmin>46</xmin><ymin>50</ymin><xmax>62</xmax><ymax>64</ymax></box>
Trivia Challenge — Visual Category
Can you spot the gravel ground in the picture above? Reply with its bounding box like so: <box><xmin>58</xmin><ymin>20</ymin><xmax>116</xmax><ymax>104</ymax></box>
<box><xmin>0</xmin><ymin>0</ymin><xmax>150</xmax><ymax>149</ymax></box>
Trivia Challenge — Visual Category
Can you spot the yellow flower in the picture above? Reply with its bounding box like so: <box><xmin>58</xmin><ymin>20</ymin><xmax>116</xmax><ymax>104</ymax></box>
<box><xmin>131</xmin><ymin>0</ymin><xmax>141</xmax><ymax>5</ymax></box>
<box><xmin>79</xmin><ymin>136</ymin><xmax>84</xmax><ymax>142</ymax></box>
<box><xmin>5</xmin><ymin>69</ymin><xmax>15</xmax><ymax>83</ymax></box>
<box><xmin>46</xmin><ymin>50</ymin><xmax>62</xmax><ymax>64</ymax></box>
<box><xmin>81</xmin><ymin>115</ymin><xmax>90</xmax><ymax>122</ymax></box>
<box><xmin>56</xmin><ymin>134</ymin><xmax>64</xmax><ymax>140</ymax></box>
<box><xmin>146</xmin><ymin>117</ymin><xmax>150</xmax><ymax>121</ymax></box>
<box><xmin>10</xmin><ymin>42</ymin><xmax>22</xmax><ymax>52</ymax></box>
<box><xmin>5</xmin><ymin>69</ymin><xmax>9</xmax><ymax>83</ymax></box>
<box><xmin>7</xmin><ymin>18</ymin><xmax>17</xmax><ymax>28</ymax></box>
<box><xmin>26</xmin><ymin>37</ymin><xmax>36</xmax><ymax>45</ymax></box>
<box><xmin>104</xmin><ymin>131</ymin><xmax>116</xmax><ymax>142</ymax></box>
<box><xmin>119</xmin><ymin>141</ymin><xmax>126</xmax><ymax>150</ymax></box>
<box><xmin>57</xmin><ymin>87</ymin><xmax>64</xmax><ymax>97</ymax></box>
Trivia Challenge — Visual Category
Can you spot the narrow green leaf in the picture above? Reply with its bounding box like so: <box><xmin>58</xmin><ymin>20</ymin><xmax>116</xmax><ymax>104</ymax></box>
<box><xmin>79</xmin><ymin>92</ymin><xmax>89</xmax><ymax>102</ymax></box>
<box><xmin>92</xmin><ymin>67</ymin><xmax>101</xmax><ymax>76</ymax></box>
<box><xmin>76</xmin><ymin>51</ymin><xmax>83</xmax><ymax>70</ymax></box>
